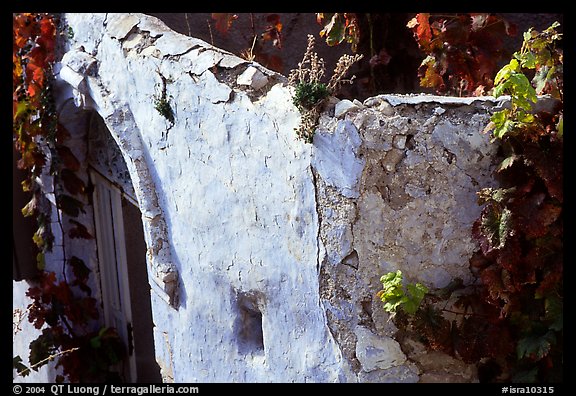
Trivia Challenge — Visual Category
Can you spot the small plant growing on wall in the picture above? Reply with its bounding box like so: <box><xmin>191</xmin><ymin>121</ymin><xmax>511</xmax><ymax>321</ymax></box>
<box><xmin>376</xmin><ymin>21</ymin><xmax>562</xmax><ymax>383</ymax></box>
<box><xmin>377</xmin><ymin>270</ymin><xmax>428</xmax><ymax>317</ymax></box>
<box><xmin>288</xmin><ymin>34</ymin><xmax>363</xmax><ymax>143</ymax></box>
<box><xmin>154</xmin><ymin>71</ymin><xmax>175</xmax><ymax>128</ymax></box>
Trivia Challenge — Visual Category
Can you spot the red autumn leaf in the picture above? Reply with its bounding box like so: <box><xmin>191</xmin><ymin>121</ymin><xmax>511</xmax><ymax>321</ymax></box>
<box><xmin>418</xmin><ymin>57</ymin><xmax>445</xmax><ymax>91</ymax></box>
<box><xmin>495</xmin><ymin>235</ymin><xmax>522</xmax><ymax>273</ymax></box>
<box><xmin>482</xmin><ymin>322</ymin><xmax>515</xmax><ymax>358</ymax></box>
<box><xmin>26</xmin><ymin>286</ymin><xmax>42</xmax><ymax>300</ymax></box>
<box><xmin>26</xmin><ymin>45</ymin><xmax>49</xmax><ymax>74</ymax></box>
<box><xmin>53</xmin><ymin>281</ymin><xmax>74</xmax><ymax>306</ymax></box>
<box><xmin>535</xmin><ymin>257</ymin><xmax>563</xmax><ymax>298</ymax></box>
<box><xmin>211</xmin><ymin>13</ymin><xmax>238</xmax><ymax>35</ymax></box>
<box><xmin>407</xmin><ymin>13</ymin><xmax>432</xmax><ymax>51</ymax></box>
<box><xmin>37</xmin><ymin>16</ymin><xmax>56</xmax><ymax>62</ymax></box>
<box><xmin>524</xmin><ymin>142</ymin><xmax>563</xmax><ymax>203</ymax></box>
<box><xmin>26</xmin><ymin>82</ymin><xmax>41</xmax><ymax>100</ymax></box>
<box><xmin>262</xmin><ymin>15</ymin><xmax>283</xmax><ymax>49</ymax></box>
<box><xmin>266</xmin><ymin>14</ymin><xmax>282</xmax><ymax>30</ymax></box>
<box><xmin>479</xmin><ymin>265</ymin><xmax>508</xmax><ymax>304</ymax></box>
<box><xmin>17</xmin><ymin>149</ymin><xmax>46</xmax><ymax>171</ymax></box>
<box><xmin>13</xmin><ymin>14</ymin><xmax>36</xmax><ymax>49</ymax></box>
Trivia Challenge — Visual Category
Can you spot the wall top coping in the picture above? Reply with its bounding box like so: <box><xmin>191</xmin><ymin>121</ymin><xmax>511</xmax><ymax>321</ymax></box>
<box><xmin>363</xmin><ymin>94</ymin><xmax>558</xmax><ymax>115</ymax></box>
<box><xmin>365</xmin><ymin>93</ymin><xmax>509</xmax><ymax>107</ymax></box>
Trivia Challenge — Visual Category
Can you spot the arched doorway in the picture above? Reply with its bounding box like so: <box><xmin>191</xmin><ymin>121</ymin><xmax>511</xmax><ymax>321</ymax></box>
<box><xmin>88</xmin><ymin>111</ymin><xmax>162</xmax><ymax>382</ymax></box>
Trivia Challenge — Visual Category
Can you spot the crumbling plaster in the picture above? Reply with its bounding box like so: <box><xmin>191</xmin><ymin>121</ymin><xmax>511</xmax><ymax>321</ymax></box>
<box><xmin>314</xmin><ymin>96</ymin><xmax>504</xmax><ymax>382</ymax></box>
<box><xmin>28</xmin><ymin>12</ymin><xmax>513</xmax><ymax>382</ymax></box>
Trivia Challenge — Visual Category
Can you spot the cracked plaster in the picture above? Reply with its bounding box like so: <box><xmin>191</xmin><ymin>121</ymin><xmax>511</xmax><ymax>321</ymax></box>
<box><xmin>42</xmin><ymin>12</ymin><xmax>509</xmax><ymax>383</ymax></box>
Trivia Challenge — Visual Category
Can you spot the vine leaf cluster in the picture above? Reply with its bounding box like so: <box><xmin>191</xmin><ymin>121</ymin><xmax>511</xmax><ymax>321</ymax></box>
<box><xmin>13</xmin><ymin>13</ymin><xmax>127</xmax><ymax>382</ymax></box>
<box><xmin>377</xmin><ymin>20</ymin><xmax>562</xmax><ymax>383</ymax></box>
<box><xmin>407</xmin><ymin>13</ymin><xmax>517</xmax><ymax>96</ymax></box>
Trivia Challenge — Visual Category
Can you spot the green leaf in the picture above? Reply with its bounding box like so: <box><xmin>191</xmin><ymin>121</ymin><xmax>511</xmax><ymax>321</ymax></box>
<box><xmin>33</xmin><ymin>227</ymin><xmax>45</xmax><ymax>249</ymax></box>
<box><xmin>378</xmin><ymin>270</ymin><xmax>427</xmax><ymax>315</ymax></box>
<box><xmin>515</xmin><ymin>51</ymin><xmax>537</xmax><ymax>69</ymax></box>
<box><xmin>404</xmin><ymin>283</ymin><xmax>429</xmax><ymax>314</ymax></box>
<box><xmin>14</xmin><ymin>100</ymin><xmax>31</xmax><ymax>121</ymax></box>
<box><xmin>497</xmin><ymin>155</ymin><xmax>520</xmax><ymax>172</ymax></box>
<box><xmin>515</xmin><ymin>110</ymin><xmax>535</xmax><ymax>124</ymax></box>
<box><xmin>517</xmin><ymin>331</ymin><xmax>556</xmax><ymax>360</ymax></box>
<box><xmin>494</xmin><ymin>59</ymin><xmax>519</xmax><ymax>86</ymax></box>
<box><xmin>293</xmin><ymin>81</ymin><xmax>329</xmax><ymax>110</ymax></box>
<box><xmin>36</xmin><ymin>252</ymin><xmax>45</xmax><ymax>271</ymax></box>
<box><xmin>532</xmin><ymin>65</ymin><xmax>551</xmax><ymax>94</ymax></box>
<box><xmin>383</xmin><ymin>295</ymin><xmax>406</xmax><ymax>314</ymax></box>
<box><xmin>379</xmin><ymin>270</ymin><xmax>405</xmax><ymax>313</ymax></box>
<box><xmin>556</xmin><ymin>114</ymin><xmax>563</xmax><ymax>138</ymax></box>
<box><xmin>21</xmin><ymin>196</ymin><xmax>38</xmax><ymax>217</ymax></box>
<box><xmin>489</xmin><ymin>109</ymin><xmax>508</xmax><ymax>128</ymax></box>
<box><xmin>507</xmin><ymin>73</ymin><xmax>537</xmax><ymax>111</ymax></box>
<box><xmin>493</xmin><ymin>119</ymin><xmax>516</xmax><ymax>140</ymax></box>
<box><xmin>90</xmin><ymin>334</ymin><xmax>102</xmax><ymax>349</ymax></box>
<box><xmin>321</xmin><ymin>14</ymin><xmax>346</xmax><ymax>47</ymax></box>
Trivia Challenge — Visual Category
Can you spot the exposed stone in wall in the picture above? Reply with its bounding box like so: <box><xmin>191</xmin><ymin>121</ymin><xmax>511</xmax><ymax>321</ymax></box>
<box><xmin>313</xmin><ymin>94</ymin><xmax>505</xmax><ymax>382</ymax></box>
<box><xmin>14</xmin><ymin>12</ymin><xmax>514</xmax><ymax>383</ymax></box>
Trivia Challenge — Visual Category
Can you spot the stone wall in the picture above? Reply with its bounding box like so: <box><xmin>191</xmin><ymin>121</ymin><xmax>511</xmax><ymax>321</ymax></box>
<box><xmin>14</xmin><ymin>13</ymin><xmax>513</xmax><ymax>383</ymax></box>
<box><xmin>313</xmin><ymin>95</ymin><xmax>501</xmax><ymax>382</ymax></box>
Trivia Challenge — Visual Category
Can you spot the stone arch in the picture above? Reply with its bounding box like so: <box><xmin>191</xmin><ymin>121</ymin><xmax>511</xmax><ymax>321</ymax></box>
<box><xmin>58</xmin><ymin>48</ymin><xmax>179</xmax><ymax>308</ymax></box>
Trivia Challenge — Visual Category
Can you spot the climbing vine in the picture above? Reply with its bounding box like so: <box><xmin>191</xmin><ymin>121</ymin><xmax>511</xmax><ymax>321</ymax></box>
<box><xmin>407</xmin><ymin>13</ymin><xmax>517</xmax><ymax>96</ymax></box>
<box><xmin>13</xmin><ymin>13</ymin><xmax>126</xmax><ymax>382</ymax></box>
<box><xmin>377</xmin><ymin>21</ymin><xmax>563</xmax><ymax>383</ymax></box>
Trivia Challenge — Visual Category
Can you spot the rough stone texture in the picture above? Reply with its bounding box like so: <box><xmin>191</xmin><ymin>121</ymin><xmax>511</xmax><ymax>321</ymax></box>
<box><xmin>315</xmin><ymin>94</ymin><xmax>500</xmax><ymax>382</ymax></box>
<box><xmin>14</xmin><ymin>13</ymin><xmax>511</xmax><ymax>383</ymax></box>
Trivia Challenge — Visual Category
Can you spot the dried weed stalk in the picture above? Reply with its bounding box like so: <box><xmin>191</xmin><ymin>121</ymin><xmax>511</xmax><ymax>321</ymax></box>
<box><xmin>288</xmin><ymin>35</ymin><xmax>363</xmax><ymax>143</ymax></box>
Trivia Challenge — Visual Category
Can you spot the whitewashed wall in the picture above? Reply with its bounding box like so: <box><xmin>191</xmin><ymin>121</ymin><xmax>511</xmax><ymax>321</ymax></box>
<box><xmin>14</xmin><ymin>13</ymin><xmax>511</xmax><ymax>383</ymax></box>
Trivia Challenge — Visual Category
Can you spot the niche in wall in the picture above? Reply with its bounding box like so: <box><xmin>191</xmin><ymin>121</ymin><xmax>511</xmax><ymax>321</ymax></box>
<box><xmin>234</xmin><ymin>291</ymin><xmax>265</xmax><ymax>356</ymax></box>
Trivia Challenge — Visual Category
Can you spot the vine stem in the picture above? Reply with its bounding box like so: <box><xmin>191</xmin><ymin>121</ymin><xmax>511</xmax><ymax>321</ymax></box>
<box><xmin>366</xmin><ymin>13</ymin><xmax>376</xmax><ymax>94</ymax></box>
<box><xmin>53</xmin><ymin>183</ymin><xmax>68</xmax><ymax>284</ymax></box>
<box><xmin>184</xmin><ymin>13</ymin><xmax>192</xmax><ymax>37</ymax></box>
<box><xmin>206</xmin><ymin>17</ymin><xmax>214</xmax><ymax>46</ymax></box>
<box><xmin>17</xmin><ymin>347</ymin><xmax>80</xmax><ymax>376</ymax></box>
